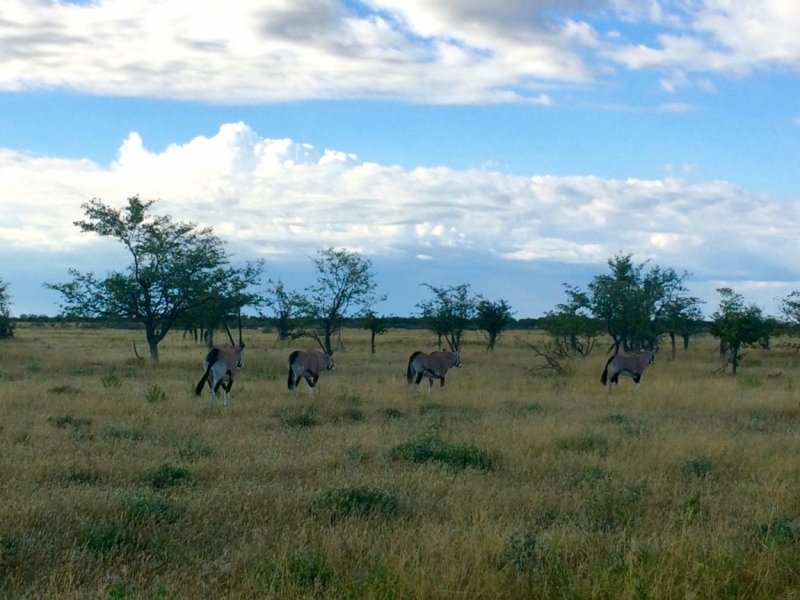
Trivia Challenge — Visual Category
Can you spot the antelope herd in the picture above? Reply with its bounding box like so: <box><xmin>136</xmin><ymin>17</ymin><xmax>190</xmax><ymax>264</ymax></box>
<box><xmin>194</xmin><ymin>327</ymin><xmax>658</xmax><ymax>411</ymax></box>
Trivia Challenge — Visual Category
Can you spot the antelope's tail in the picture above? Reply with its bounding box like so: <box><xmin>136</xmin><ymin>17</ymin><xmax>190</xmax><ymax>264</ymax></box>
<box><xmin>407</xmin><ymin>351</ymin><xmax>422</xmax><ymax>384</ymax></box>
<box><xmin>287</xmin><ymin>350</ymin><xmax>300</xmax><ymax>390</ymax></box>
<box><xmin>195</xmin><ymin>364</ymin><xmax>212</xmax><ymax>396</ymax></box>
<box><xmin>600</xmin><ymin>355</ymin><xmax>614</xmax><ymax>385</ymax></box>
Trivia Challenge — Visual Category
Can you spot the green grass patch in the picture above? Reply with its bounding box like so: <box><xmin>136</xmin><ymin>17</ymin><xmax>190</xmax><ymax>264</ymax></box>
<box><xmin>684</xmin><ymin>456</ymin><xmax>713</xmax><ymax>478</ymax></box>
<box><xmin>175</xmin><ymin>440</ymin><xmax>213</xmax><ymax>462</ymax></box>
<box><xmin>757</xmin><ymin>517</ymin><xmax>797</xmax><ymax>546</ymax></box>
<box><xmin>47</xmin><ymin>385</ymin><xmax>82</xmax><ymax>395</ymax></box>
<box><xmin>281</xmin><ymin>411</ymin><xmax>319</xmax><ymax>429</ymax></box>
<box><xmin>379</xmin><ymin>407</ymin><xmax>405</xmax><ymax>420</ymax></box>
<box><xmin>313</xmin><ymin>486</ymin><xmax>400</xmax><ymax>522</ymax></box>
<box><xmin>286</xmin><ymin>552</ymin><xmax>333</xmax><ymax>589</ymax></box>
<box><xmin>389</xmin><ymin>436</ymin><xmax>496</xmax><ymax>472</ymax></box>
<box><xmin>556</xmin><ymin>432</ymin><xmax>610</xmax><ymax>455</ymax></box>
<box><xmin>104</xmin><ymin>425</ymin><xmax>143</xmax><ymax>442</ymax></box>
<box><xmin>142</xmin><ymin>463</ymin><xmax>193</xmax><ymax>490</ymax></box>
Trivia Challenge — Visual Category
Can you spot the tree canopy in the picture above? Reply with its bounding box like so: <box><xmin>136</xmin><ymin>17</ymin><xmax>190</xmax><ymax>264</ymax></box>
<box><xmin>47</xmin><ymin>197</ymin><xmax>263</xmax><ymax>359</ymax></box>
<box><xmin>565</xmin><ymin>254</ymin><xmax>692</xmax><ymax>352</ymax></box>
<box><xmin>710</xmin><ymin>287</ymin><xmax>769</xmax><ymax>374</ymax></box>
<box><xmin>475</xmin><ymin>298</ymin><xmax>514</xmax><ymax>350</ymax></box>
<box><xmin>417</xmin><ymin>283</ymin><xmax>476</xmax><ymax>351</ymax></box>
<box><xmin>301</xmin><ymin>248</ymin><xmax>383</xmax><ymax>355</ymax></box>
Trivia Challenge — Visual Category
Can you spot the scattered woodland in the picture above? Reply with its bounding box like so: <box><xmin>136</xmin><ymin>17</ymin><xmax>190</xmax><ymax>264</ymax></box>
<box><xmin>3</xmin><ymin>197</ymin><xmax>800</xmax><ymax>598</ymax></box>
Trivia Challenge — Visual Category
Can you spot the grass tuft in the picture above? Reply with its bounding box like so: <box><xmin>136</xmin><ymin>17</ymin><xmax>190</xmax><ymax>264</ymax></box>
<box><xmin>145</xmin><ymin>384</ymin><xmax>167</xmax><ymax>404</ymax></box>
<box><xmin>684</xmin><ymin>456</ymin><xmax>713</xmax><ymax>478</ymax></box>
<box><xmin>281</xmin><ymin>411</ymin><xmax>319</xmax><ymax>429</ymax></box>
<box><xmin>142</xmin><ymin>463</ymin><xmax>193</xmax><ymax>490</ymax></box>
<box><xmin>60</xmin><ymin>468</ymin><xmax>101</xmax><ymax>486</ymax></box>
<box><xmin>104</xmin><ymin>425</ymin><xmax>143</xmax><ymax>442</ymax></box>
<box><xmin>101</xmin><ymin>369</ymin><xmax>122</xmax><ymax>389</ymax></box>
<box><xmin>287</xmin><ymin>552</ymin><xmax>333</xmax><ymax>589</ymax></box>
<box><xmin>389</xmin><ymin>435</ymin><xmax>496</xmax><ymax>472</ymax></box>
<box><xmin>502</xmin><ymin>530</ymin><xmax>541</xmax><ymax>572</ymax></box>
<box><xmin>380</xmin><ymin>407</ymin><xmax>405</xmax><ymax>419</ymax></box>
<box><xmin>313</xmin><ymin>486</ymin><xmax>400</xmax><ymax>521</ymax></box>
<box><xmin>757</xmin><ymin>517</ymin><xmax>797</xmax><ymax>546</ymax></box>
<box><xmin>556</xmin><ymin>432</ymin><xmax>610</xmax><ymax>455</ymax></box>
<box><xmin>338</xmin><ymin>407</ymin><xmax>366</xmax><ymax>423</ymax></box>
<box><xmin>47</xmin><ymin>385</ymin><xmax>82</xmax><ymax>395</ymax></box>
<box><xmin>175</xmin><ymin>440</ymin><xmax>213</xmax><ymax>462</ymax></box>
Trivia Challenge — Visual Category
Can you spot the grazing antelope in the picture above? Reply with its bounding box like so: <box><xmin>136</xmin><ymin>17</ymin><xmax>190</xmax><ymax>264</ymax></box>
<box><xmin>407</xmin><ymin>350</ymin><xmax>462</xmax><ymax>393</ymax></box>
<box><xmin>287</xmin><ymin>350</ymin><xmax>335</xmax><ymax>394</ymax></box>
<box><xmin>195</xmin><ymin>320</ymin><xmax>245</xmax><ymax>412</ymax></box>
<box><xmin>600</xmin><ymin>350</ymin><xmax>656</xmax><ymax>389</ymax></box>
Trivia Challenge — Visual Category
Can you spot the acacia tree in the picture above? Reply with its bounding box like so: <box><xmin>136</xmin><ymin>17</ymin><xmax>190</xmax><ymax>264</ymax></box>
<box><xmin>710</xmin><ymin>287</ymin><xmax>768</xmax><ymax>374</ymax></box>
<box><xmin>362</xmin><ymin>310</ymin><xmax>388</xmax><ymax>354</ymax></box>
<box><xmin>475</xmin><ymin>298</ymin><xmax>514</xmax><ymax>350</ymax></box>
<box><xmin>660</xmin><ymin>295</ymin><xmax>705</xmax><ymax>358</ymax></box>
<box><xmin>264</xmin><ymin>279</ymin><xmax>307</xmax><ymax>341</ymax></box>
<box><xmin>539</xmin><ymin>291</ymin><xmax>602</xmax><ymax>358</ymax></box>
<box><xmin>0</xmin><ymin>279</ymin><xmax>13</xmax><ymax>339</ymax></box>
<box><xmin>565</xmin><ymin>254</ymin><xmax>691</xmax><ymax>352</ymax></box>
<box><xmin>47</xmin><ymin>197</ymin><xmax>264</xmax><ymax>360</ymax></box>
<box><xmin>417</xmin><ymin>283</ymin><xmax>476</xmax><ymax>351</ymax></box>
<box><xmin>300</xmin><ymin>248</ymin><xmax>383</xmax><ymax>355</ymax></box>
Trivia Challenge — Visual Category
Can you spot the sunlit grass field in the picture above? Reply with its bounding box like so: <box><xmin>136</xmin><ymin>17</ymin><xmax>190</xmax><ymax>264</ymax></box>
<box><xmin>2</xmin><ymin>325</ymin><xmax>800</xmax><ymax>599</ymax></box>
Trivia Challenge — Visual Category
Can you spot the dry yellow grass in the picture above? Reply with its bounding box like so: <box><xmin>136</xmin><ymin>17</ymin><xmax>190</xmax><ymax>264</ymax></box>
<box><xmin>2</xmin><ymin>325</ymin><xmax>800</xmax><ymax>599</ymax></box>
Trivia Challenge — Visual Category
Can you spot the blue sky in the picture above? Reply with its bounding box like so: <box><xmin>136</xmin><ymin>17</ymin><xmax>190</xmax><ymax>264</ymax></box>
<box><xmin>1</xmin><ymin>0</ymin><xmax>799</xmax><ymax>318</ymax></box>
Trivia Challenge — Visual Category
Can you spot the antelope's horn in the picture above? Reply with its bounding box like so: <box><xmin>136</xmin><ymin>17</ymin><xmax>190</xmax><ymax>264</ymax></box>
<box><xmin>223</xmin><ymin>321</ymin><xmax>236</xmax><ymax>346</ymax></box>
<box><xmin>238</xmin><ymin>311</ymin><xmax>243</xmax><ymax>346</ymax></box>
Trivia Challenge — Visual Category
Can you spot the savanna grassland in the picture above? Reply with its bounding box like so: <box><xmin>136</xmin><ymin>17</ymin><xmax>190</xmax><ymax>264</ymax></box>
<box><xmin>2</xmin><ymin>326</ymin><xmax>800</xmax><ymax>600</ymax></box>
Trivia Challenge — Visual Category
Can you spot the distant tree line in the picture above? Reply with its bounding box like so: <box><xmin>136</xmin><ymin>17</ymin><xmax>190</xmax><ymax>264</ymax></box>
<box><xmin>10</xmin><ymin>194</ymin><xmax>797</xmax><ymax>374</ymax></box>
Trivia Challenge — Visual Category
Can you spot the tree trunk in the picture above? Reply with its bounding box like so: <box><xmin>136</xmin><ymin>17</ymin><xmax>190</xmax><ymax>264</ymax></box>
<box><xmin>570</xmin><ymin>334</ymin><xmax>577</xmax><ymax>352</ymax></box>
<box><xmin>145</xmin><ymin>325</ymin><xmax>159</xmax><ymax>360</ymax></box>
<box><xmin>324</xmin><ymin>329</ymin><xmax>334</xmax><ymax>355</ymax></box>
<box><xmin>206</xmin><ymin>326</ymin><xmax>215</xmax><ymax>350</ymax></box>
<box><xmin>731</xmin><ymin>345</ymin><xmax>739</xmax><ymax>374</ymax></box>
<box><xmin>370</xmin><ymin>330</ymin><xmax>376</xmax><ymax>354</ymax></box>
<box><xmin>719</xmin><ymin>339</ymin><xmax>728</xmax><ymax>355</ymax></box>
<box><xmin>669</xmin><ymin>331</ymin><xmax>676</xmax><ymax>360</ymax></box>
<box><xmin>682</xmin><ymin>333</ymin><xmax>690</xmax><ymax>351</ymax></box>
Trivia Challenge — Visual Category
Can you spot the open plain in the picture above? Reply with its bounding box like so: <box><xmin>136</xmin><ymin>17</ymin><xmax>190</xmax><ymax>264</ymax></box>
<box><xmin>1</xmin><ymin>326</ymin><xmax>800</xmax><ymax>599</ymax></box>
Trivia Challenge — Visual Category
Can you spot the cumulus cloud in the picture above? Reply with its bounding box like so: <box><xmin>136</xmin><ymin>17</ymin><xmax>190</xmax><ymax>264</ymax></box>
<box><xmin>1</xmin><ymin>122</ymin><xmax>800</xmax><ymax>289</ymax></box>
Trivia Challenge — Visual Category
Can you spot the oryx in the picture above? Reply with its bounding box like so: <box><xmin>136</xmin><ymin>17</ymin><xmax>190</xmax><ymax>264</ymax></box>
<box><xmin>194</xmin><ymin>318</ymin><xmax>245</xmax><ymax>412</ymax></box>
<box><xmin>407</xmin><ymin>350</ymin><xmax>461</xmax><ymax>393</ymax></box>
<box><xmin>287</xmin><ymin>350</ymin><xmax>335</xmax><ymax>394</ymax></box>
<box><xmin>600</xmin><ymin>350</ymin><xmax>656</xmax><ymax>389</ymax></box>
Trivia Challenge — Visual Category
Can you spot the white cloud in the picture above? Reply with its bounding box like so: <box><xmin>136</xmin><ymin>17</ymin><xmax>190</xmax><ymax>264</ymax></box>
<box><xmin>606</xmin><ymin>0</ymin><xmax>800</xmax><ymax>76</ymax></box>
<box><xmin>2</xmin><ymin>122</ymin><xmax>800</xmax><ymax>288</ymax></box>
<box><xmin>0</xmin><ymin>1</ymin><xmax>797</xmax><ymax>104</ymax></box>
<box><xmin>0</xmin><ymin>0</ymin><xmax>595</xmax><ymax>104</ymax></box>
